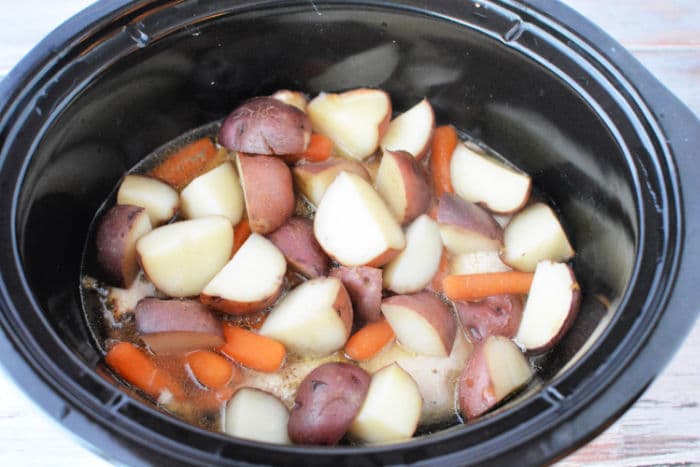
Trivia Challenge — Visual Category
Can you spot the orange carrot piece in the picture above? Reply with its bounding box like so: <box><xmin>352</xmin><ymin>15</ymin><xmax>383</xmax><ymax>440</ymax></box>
<box><xmin>428</xmin><ymin>250</ymin><xmax>450</xmax><ymax>294</ymax></box>
<box><xmin>431</xmin><ymin>125</ymin><xmax>458</xmax><ymax>197</ymax></box>
<box><xmin>232</xmin><ymin>219</ymin><xmax>252</xmax><ymax>255</ymax></box>
<box><xmin>296</xmin><ymin>134</ymin><xmax>333</xmax><ymax>162</ymax></box>
<box><xmin>149</xmin><ymin>138</ymin><xmax>218</xmax><ymax>190</ymax></box>
<box><xmin>443</xmin><ymin>271</ymin><xmax>535</xmax><ymax>301</ymax></box>
<box><xmin>105</xmin><ymin>342</ymin><xmax>184</xmax><ymax>400</ymax></box>
<box><xmin>186</xmin><ymin>350</ymin><xmax>236</xmax><ymax>389</ymax></box>
<box><xmin>220</xmin><ymin>325</ymin><xmax>286</xmax><ymax>373</ymax></box>
<box><xmin>345</xmin><ymin>320</ymin><xmax>395</xmax><ymax>361</ymax></box>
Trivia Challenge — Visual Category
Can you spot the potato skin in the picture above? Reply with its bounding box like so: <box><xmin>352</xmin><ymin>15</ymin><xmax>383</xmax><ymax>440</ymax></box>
<box><xmin>288</xmin><ymin>362</ymin><xmax>370</xmax><ymax>445</ymax></box>
<box><xmin>457</xmin><ymin>340</ymin><xmax>496</xmax><ymax>419</ymax></box>
<box><xmin>380</xmin><ymin>149</ymin><xmax>431</xmax><ymax>224</ymax></box>
<box><xmin>96</xmin><ymin>204</ymin><xmax>151</xmax><ymax>288</ymax></box>
<box><xmin>437</xmin><ymin>193</ymin><xmax>503</xmax><ymax>242</ymax></box>
<box><xmin>329</xmin><ymin>265</ymin><xmax>383</xmax><ymax>324</ymax></box>
<box><xmin>456</xmin><ymin>294</ymin><xmax>524</xmax><ymax>341</ymax></box>
<box><xmin>237</xmin><ymin>153</ymin><xmax>295</xmax><ymax>234</ymax></box>
<box><xmin>219</xmin><ymin>97</ymin><xmax>311</xmax><ymax>155</ymax></box>
<box><xmin>268</xmin><ymin>217</ymin><xmax>329</xmax><ymax>278</ymax></box>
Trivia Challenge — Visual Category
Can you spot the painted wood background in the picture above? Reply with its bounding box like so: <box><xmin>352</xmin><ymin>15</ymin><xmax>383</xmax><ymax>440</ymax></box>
<box><xmin>0</xmin><ymin>1</ymin><xmax>697</xmax><ymax>465</ymax></box>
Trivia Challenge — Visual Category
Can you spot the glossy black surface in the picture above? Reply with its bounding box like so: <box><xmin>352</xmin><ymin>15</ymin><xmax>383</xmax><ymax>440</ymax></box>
<box><xmin>0</xmin><ymin>0</ymin><xmax>697</xmax><ymax>465</ymax></box>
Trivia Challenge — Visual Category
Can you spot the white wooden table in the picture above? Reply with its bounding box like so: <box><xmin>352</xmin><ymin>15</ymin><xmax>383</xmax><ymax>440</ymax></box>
<box><xmin>0</xmin><ymin>1</ymin><xmax>698</xmax><ymax>465</ymax></box>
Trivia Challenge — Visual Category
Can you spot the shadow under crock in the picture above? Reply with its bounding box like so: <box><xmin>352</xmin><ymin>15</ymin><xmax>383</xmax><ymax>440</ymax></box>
<box><xmin>0</xmin><ymin>1</ymin><xmax>697</xmax><ymax>466</ymax></box>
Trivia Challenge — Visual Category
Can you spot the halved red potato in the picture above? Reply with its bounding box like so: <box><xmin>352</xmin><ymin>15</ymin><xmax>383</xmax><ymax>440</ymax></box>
<box><xmin>458</xmin><ymin>335</ymin><xmax>532</xmax><ymax>419</ymax></box>
<box><xmin>450</xmin><ymin>143</ymin><xmax>531</xmax><ymax>213</ymax></box>
<box><xmin>117</xmin><ymin>175</ymin><xmax>179</xmax><ymax>226</ymax></box>
<box><xmin>379</xmin><ymin>98</ymin><xmax>435</xmax><ymax>160</ymax></box>
<box><xmin>515</xmin><ymin>261</ymin><xmax>581</xmax><ymax>353</ymax></box>
<box><xmin>136</xmin><ymin>217</ymin><xmax>233</xmax><ymax>297</ymax></box>
<box><xmin>375</xmin><ymin>149</ymin><xmax>431</xmax><ymax>224</ymax></box>
<box><xmin>456</xmin><ymin>294</ymin><xmax>524</xmax><ymax>341</ymax></box>
<box><xmin>349</xmin><ymin>363</ymin><xmax>422</xmax><ymax>443</ymax></box>
<box><xmin>381</xmin><ymin>292</ymin><xmax>456</xmax><ymax>358</ymax></box>
<box><xmin>96</xmin><ymin>205</ymin><xmax>152</xmax><ymax>288</ymax></box>
<box><xmin>259</xmin><ymin>277</ymin><xmax>352</xmax><ymax>357</ymax></box>
<box><xmin>225</xmin><ymin>388</ymin><xmax>291</xmax><ymax>444</ymax></box>
<box><xmin>314</xmin><ymin>171</ymin><xmax>405</xmax><ymax>267</ymax></box>
<box><xmin>200</xmin><ymin>233</ymin><xmax>286</xmax><ymax>315</ymax></box>
<box><xmin>267</xmin><ymin>217</ymin><xmax>329</xmax><ymax>278</ymax></box>
<box><xmin>383</xmin><ymin>214</ymin><xmax>443</xmax><ymax>294</ymax></box>
<box><xmin>219</xmin><ymin>97</ymin><xmax>311</xmax><ymax>155</ymax></box>
<box><xmin>502</xmin><ymin>203</ymin><xmax>575</xmax><ymax>272</ymax></box>
<box><xmin>307</xmin><ymin>89</ymin><xmax>391</xmax><ymax>160</ymax></box>
<box><xmin>329</xmin><ymin>265</ymin><xmax>383</xmax><ymax>324</ymax></box>
<box><xmin>236</xmin><ymin>153</ymin><xmax>295</xmax><ymax>234</ymax></box>
<box><xmin>180</xmin><ymin>162</ymin><xmax>244</xmax><ymax>224</ymax></box>
<box><xmin>450</xmin><ymin>251</ymin><xmax>510</xmax><ymax>275</ymax></box>
<box><xmin>271</xmin><ymin>89</ymin><xmax>308</xmax><ymax>111</ymax></box>
<box><xmin>293</xmin><ymin>158</ymin><xmax>370</xmax><ymax>206</ymax></box>
<box><xmin>288</xmin><ymin>362</ymin><xmax>371</xmax><ymax>445</ymax></box>
<box><xmin>437</xmin><ymin>193</ymin><xmax>503</xmax><ymax>255</ymax></box>
<box><xmin>135</xmin><ymin>298</ymin><xmax>224</xmax><ymax>354</ymax></box>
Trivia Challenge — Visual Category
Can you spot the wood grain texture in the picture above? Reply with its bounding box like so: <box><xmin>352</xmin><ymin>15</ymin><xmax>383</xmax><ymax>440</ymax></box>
<box><xmin>0</xmin><ymin>1</ymin><xmax>698</xmax><ymax>466</ymax></box>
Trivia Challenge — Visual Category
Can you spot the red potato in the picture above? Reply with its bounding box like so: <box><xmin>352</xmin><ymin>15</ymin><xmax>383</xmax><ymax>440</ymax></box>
<box><xmin>96</xmin><ymin>204</ymin><xmax>152</xmax><ymax>288</ymax></box>
<box><xmin>293</xmin><ymin>158</ymin><xmax>370</xmax><ymax>206</ymax></box>
<box><xmin>329</xmin><ymin>265</ymin><xmax>383</xmax><ymax>324</ymax></box>
<box><xmin>200</xmin><ymin>233</ymin><xmax>286</xmax><ymax>315</ymax></box>
<box><xmin>307</xmin><ymin>89</ymin><xmax>392</xmax><ymax>161</ymax></box>
<box><xmin>135</xmin><ymin>298</ymin><xmax>224</xmax><ymax>354</ymax></box>
<box><xmin>267</xmin><ymin>217</ymin><xmax>329</xmax><ymax>278</ymax></box>
<box><xmin>437</xmin><ymin>193</ymin><xmax>503</xmax><ymax>255</ymax></box>
<box><xmin>117</xmin><ymin>175</ymin><xmax>179</xmax><ymax>226</ymax></box>
<box><xmin>259</xmin><ymin>277</ymin><xmax>353</xmax><ymax>357</ymax></box>
<box><xmin>179</xmin><ymin>162</ymin><xmax>244</xmax><ymax>224</ymax></box>
<box><xmin>515</xmin><ymin>261</ymin><xmax>581</xmax><ymax>353</ymax></box>
<box><xmin>314</xmin><ymin>171</ymin><xmax>405</xmax><ymax>267</ymax></box>
<box><xmin>456</xmin><ymin>294</ymin><xmax>524</xmax><ymax>341</ymax></box>
<box><xmin>271</xmin><ymin>89</ymin><xmax>308</xmax><ymax>111</ymax></box>
<box><xmin>450</xmin><ymin>143</ymin><xmax>532</xmax><ymax>214</ymax></box>
<box><xmin>136</xmin><ymin>217</ymin><xmax>233</xmax><ymax>297</ymax></box>
<box><xmin>375</xmin><ymin>149</ymin><xmax>431</xmax><ymax>225</ymax></box>
<box><xmin>458</xmin><ymin>336</ymin><xmax>532</xmax><ymax>419</ymax></box>
<box><xmin>236</xmin><ymin>153</ymin><xmax>295</xmax><ymax>234</ymax></box>
<box><xmin>218</xmin><ymin>97</ymin><xmax>311</xmax><ymax>155</ymax></box>
<box><xmin>450</xmin><ymin>251</ymin><xmax>510</xmax><ymax>275</ymax></box>
<box><xmin>502</xmin><ymin>203</ymin><xmax>575</xmax><ymax>272</ymax></box>
<box><xmin>225</xmin><ymin>388</ymin><xmax>291</xmax><ymax>444</ymax></box>
<box><xmin>381</xmin><ymin>292</ymin><xmax>456</xmax><ymax>358</ymax></box>
<box><xmin>380</xmin><ymin>98</ymin><xmax>435</xmax><ymax>160</ymax></box>
<box><xmin>288</xmin><ymin>362</ymin><xmax>371</xmax><ymax>445</ymax></box>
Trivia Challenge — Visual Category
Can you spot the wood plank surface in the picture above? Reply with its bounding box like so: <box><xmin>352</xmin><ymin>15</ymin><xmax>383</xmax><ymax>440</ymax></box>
<box><xmin>0</xmin><ymin>1</ymin><xmax>698</xmax><ymax>466</ymax></box>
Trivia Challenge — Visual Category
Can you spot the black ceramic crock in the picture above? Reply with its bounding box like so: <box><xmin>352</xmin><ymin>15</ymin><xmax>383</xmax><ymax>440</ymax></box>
<box><xmin>0</xmin><ymin>1</ymin><xmax>698</xmax><ymax>465</ymax></box>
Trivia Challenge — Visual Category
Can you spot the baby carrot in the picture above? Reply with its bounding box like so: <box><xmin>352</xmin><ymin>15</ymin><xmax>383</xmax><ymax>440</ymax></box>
<box><xmin>428</xmin><ymin>250</ymin><xmax>450</xmax><ymax>294</ymax></box>
<box><xmin>219</xmin><ymin>325</ymin><xmax>286</xmax><ymax>373</ymax></box>
<box><xmin>431</xmin><ymin>125</ymin><xmax>458</xmax><ymax>197</ymax></box>
<box><xmin>443</xmin><ymin>271</ymin><xmax>534</xmax><ymax>301</ymax></box>
<box><xmin>345</xmin><ymin>320</ymin><xmax>395</xmax><ymax>361</ymax></box>
<box><xmin>285</xmin><ymin>134</ymin><xmax>334</xmax><ymax>163</ymax></box>
<box><xmin>149</xmin><ymin>137</ymin><xmax>219</xmax><ymax>190</ymax></box>
<box><xmin>232</xmin><ymin>219</ymin><xmax>252</xmax><ymax>255</ymax></box>
<box><xmin>105</xmin><ymin>341</ymin><xmax>184</xmax><ymax>400</ymax></box>
<box><xmin>186</xmin><ymin>350</ymin><xmax>237</xmax><ymax>389</ymax></box>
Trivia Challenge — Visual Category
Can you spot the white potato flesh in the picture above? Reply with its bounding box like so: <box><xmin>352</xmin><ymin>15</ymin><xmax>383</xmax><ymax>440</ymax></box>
<box><xmin>314</xmin><ymin>171</ymin><xmax>405</xmax><ymax>266</ymax></box>
<box><xmin>136</xmin><ymin>217</ymin><xmax>233</xmax><ymax>297</ymax></box>
<box><xmin>307</xmin><ymin>89</ymin><xmax>391</xmax><ymax>160</ymax></box>
<box><xmin>375</xmin><ymin>150</ymin><xmax>408</xmax><ymax>223</ymax></box>
<box><xmin>180</xmin><ymin>162</ymin><xmax>244</xmax><ymax>224</ymax></box>
<box><xmin>484</xmin><ymin>336</ymin><xmax>533</xmax><ymax>400</ymax></box>
<box><xmin>381</xmin><ymin>306</ymin><xmax>447</xmax><ymax>358</ymax></box>
<box><xmin>503</xmin><ymin>203</ymin><xmax>574</xmax><ymax>272</ymax></box>
<box><xmin>259</xmin><ymin>277</ymin><xmax>348</xmax><ymax>357</ymax></box>
<box><xmin>383</xmin><ymin>215</ymin><xmax>442</xmax><ymax>293</ymax></box>
<box><xmin>380</xmin><ymin>98</ymin><xmax>434</xmax><ymax>159</ymax></box>
<box><xmin>439</xmin><ymin>224</ymin><xmax>501</xmax><ymax>255</ymax></box>
<box><xmin>201</xmin><ymin>233</ymin><xmax>286</xmax><ymax>303</ymax></box>
<box><xmin>117</xmin><ymin>175</ymin><xmax>179</xmax><ymax>226</ymax></box>
<box><xmin>450</xmin><ymin>143</ymin><xmax>531</xmax><ymax>213</ymax></box>
<box><xmin>225</xmin><ymin>388</ymin><xmax>291</xmax><ymax>444</ymax></box>
<box><xmin>450</xmin><ymin>251</ymin><xmax>510</xmax><ymax>275</ymax></box>
<box><xmin>349</xmin><ymin>363</ymin><xmax>423</xmax><ymax>444</ymax></box>
<box><xmin>516</xmin><ymin>261</ymin><xmax>578</xmax><ymax>351</ymax></box>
